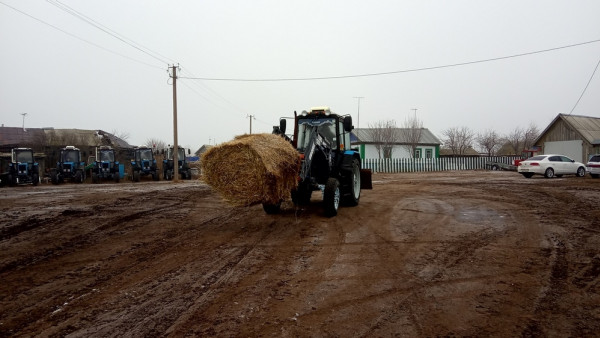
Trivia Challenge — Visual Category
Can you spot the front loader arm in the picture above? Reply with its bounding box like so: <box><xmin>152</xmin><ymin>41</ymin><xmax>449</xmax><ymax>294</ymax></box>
<box><xmin>299</xmin><ymin>126</ymin><xmax>331</xmax><ymax>181</ymax></box>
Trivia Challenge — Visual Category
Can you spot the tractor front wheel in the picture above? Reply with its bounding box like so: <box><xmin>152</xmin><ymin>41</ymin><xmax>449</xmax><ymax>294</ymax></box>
<box><xmin>323</xmin><ymin>177</ymin><xmax>340</xmax><ymax>217</ymax></box>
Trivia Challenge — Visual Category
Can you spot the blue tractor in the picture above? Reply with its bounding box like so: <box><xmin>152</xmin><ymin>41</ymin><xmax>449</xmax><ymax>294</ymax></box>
<box><xmin>91</xmin><ymin>146</ymin><xmax>120</xmax><ymax>183</ymax></box>
<box><xmin>266</xmin><ymin>106</ymin><xmax>372</xmax><ymax>216</ymax></box>
<box><xmin>5</xmin><ymin>148</ymin><xmax>39</xmax><ymax>186</ymax></box>
<box><xmin>163</xmin><ymin>146</ymin><xmax>192</xmax><ymax>180</ymax></box>
<box><xmin>51</xmin><ymin>146</ymin><xmax>86</xmax><ymax>184</ymax></box>
<box><xmin>131</xmin><ymin>146</ymin><xmax>159</xmax><ymax>182</ymax></box>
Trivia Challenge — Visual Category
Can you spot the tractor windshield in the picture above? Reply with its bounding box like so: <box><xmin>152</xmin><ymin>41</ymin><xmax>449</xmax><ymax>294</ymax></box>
<box><xmin>138</xmin><ymin>149</ymin><xmax>153</xmax><ymax>161</ymax></box>
<box><xmin>167</xmin><ymin>148</ymin><xmax>186</xmax><ymax>161</ymax></box>
<box><xmin>296</xmin><ymin>118</ymin><xmax>337</xmax><ymax>151</ymax></box>
<box><xmin>99</xmin><ymin>151</ymin><xmax>114</xmax><ymax>162</ymax></box>
<box><xmin>62</xmin><ymin>150</ymin><xmax>79</xmax><ymax>163</ymax></box>
<box><xmin>15</xmin><ymin>150</ymin><xmax>33</xmax><ymax>163</ymax></box>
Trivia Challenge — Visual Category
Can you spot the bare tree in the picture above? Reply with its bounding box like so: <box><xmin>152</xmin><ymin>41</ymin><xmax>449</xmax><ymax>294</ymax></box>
<box><xmin>505</xmin><ymin>127</ymin><xmax>524</xmax><ymax>156</ymax></box>
<box><xmin>401</xmin><ymin>115</ymin><xmax>423</xmax><ymax>158</ymax></box>
<box><xmin>366</xmin><ymin>120</ymin><xmax>401</xmax><ymax>159</ymax></box>
<box><xmin>442</xmin><ymin>126</ymin><xmax>475</xmax><ymax>155</ymax></box>
<box><xmin>476</xmin><ymin>129</ymin><xmax>502</xmax><ymax>156</ymax></box>
<box><xmin>145</xmin><ymin>138</ymin><xmax>167</xmax><ymax>153</ymax></box>
<box><xmin>523</xmin><ymin>123</ymin><xmax>540</xmax><ymax>151</ymax></box>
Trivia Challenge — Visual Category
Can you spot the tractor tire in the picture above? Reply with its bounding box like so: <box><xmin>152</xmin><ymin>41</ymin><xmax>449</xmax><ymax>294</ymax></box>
<box><xmin>186</xmin><ymin>169</ymin><xmax>192</xmax><ymax>180</ymax></box>
<box><xmin>323</xmin><ymin>177</ymin><xmax>340</xmax><ymax>217</ymax></box>
<box><xmin>74</xmin><ymin>171</ymin><xmax>83</xmax><ymax>183</ymax></box>
<box><xmin>133</xmin><ymin>171</ymin><xmax>140</xmax><ymax>182</ymax></box>
<box><xmin>32</xmin><ymin>173</ymin><xmax>39</xmax><ymax>186</ymax></box>
<box><xmin>92</xmin><ymin>173</ymin><xmax>98</xmax><ymax>184</ymax></box>
<box><xmin>152</xmin><ymin>171</ymin><xmax>159</xmax><ymax>181</ymax></box>
<box><xmin>343</xmin><ymin>159</ymin><xmax>361</xmax><ymax>207</ymax></box>
<box><xmin>51</xmin><ymin>172</ymin><xmax>59</xmax><ymax>185</ymax></box>
<box><xmin>165</xmin><ymin>170</ymin><xmax>172</xmax><ymax>181</ymax></box>
<box><xmin>262</xmin><ymin>202</ymin><xmax>281</xmax><ymax>214</ymax></box>
<box><xmin>114</xmin><ymin>173</ymin><xmax>120</xmax><ymax>183</ymax></box>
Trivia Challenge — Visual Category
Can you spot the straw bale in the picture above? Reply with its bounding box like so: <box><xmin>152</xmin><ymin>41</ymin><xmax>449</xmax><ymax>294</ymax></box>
<box><xmin>201</xmin><ymin>133</ymin><xmax>300</xmax><ymax>206</ymax></box>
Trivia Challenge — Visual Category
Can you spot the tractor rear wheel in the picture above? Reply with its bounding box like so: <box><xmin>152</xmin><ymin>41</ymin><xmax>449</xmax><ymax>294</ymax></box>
<box><xmin>92</xmin><ymin>173</ymin><xmax>98</xmax><ymax>184</ymax></box>
<box><xmin>291</xmin><ymin>182</ymin><xmax>312</xmax><ymax>205</ymax></box>
<box><xmin>133</xmin><ymin>171</ymin><xmax>140</xmax><ymax>182</ymax></box>
<box><xmin>343</xmin><ymin>159</ymin><xmax>361</xmax><ymax>207</ymax></box>
<box><xmin>32</xmin><ymin>173</ymin><xmax>39</xmax><ymax>186</ymax></box>
<box><xmin>323</xmin><ymin>177</ymin><xmax>340</xmax><ymax>217</ymax></box>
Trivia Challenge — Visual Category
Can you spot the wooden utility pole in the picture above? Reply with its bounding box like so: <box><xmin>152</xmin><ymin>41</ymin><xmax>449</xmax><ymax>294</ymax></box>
<box><xmin>170</xmin><ymin>65</ymin><xmax>179</xmax><ymax>182</ymax></box>
<box><xmin>247</xmin><ymin>114</ymin><xmax>255</xmax><ymax>134</ymax></box>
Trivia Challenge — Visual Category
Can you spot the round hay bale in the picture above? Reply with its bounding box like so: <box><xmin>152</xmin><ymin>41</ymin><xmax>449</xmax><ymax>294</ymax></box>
<box><xmin>201</xmin><ymin>133</ymin><xmax>300</xmax><ymax>206</ymax></box>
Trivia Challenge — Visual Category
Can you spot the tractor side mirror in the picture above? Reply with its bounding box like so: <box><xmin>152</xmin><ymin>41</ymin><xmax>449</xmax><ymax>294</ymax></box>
<box><xmin>279</xmin><ymin>119</ymin><xmax>287</xmax><ymax>134</ymax></box>
<box><xmin>343</xmin><ymin>116</ymin><xmax>353</xmax><ymax>132</ymax></box>
<box><xmin>188</xmin><ymin>149</ymin><xmax>191</xmax><ymax>155</ymax></box>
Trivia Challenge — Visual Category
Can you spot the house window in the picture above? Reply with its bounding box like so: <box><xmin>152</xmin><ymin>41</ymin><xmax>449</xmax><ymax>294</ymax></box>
<box><xmin>415</xmin><ymin>149</ymin><xmax>422</xmax><ymax>158</ymax></box>
<box><xmin>425</xmin><ymin>149</ymin><xmax>433</xmax><ymax>158</ymax></box>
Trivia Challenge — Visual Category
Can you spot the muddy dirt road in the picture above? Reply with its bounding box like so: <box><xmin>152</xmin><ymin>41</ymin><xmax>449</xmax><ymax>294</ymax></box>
<box><xmin>1</xmin><ymin>171</ymin><xmax>599</xmax><ymax>337</ymax></box>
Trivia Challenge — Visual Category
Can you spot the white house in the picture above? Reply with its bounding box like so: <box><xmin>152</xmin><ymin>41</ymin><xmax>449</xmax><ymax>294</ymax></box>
<box><xmin>351</xmin><ymin>128</ymin><xmax>442</xmax><ymax>159</ymax></box>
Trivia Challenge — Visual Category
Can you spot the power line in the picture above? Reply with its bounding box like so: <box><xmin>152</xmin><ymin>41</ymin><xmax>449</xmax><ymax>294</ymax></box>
<box><xmin>0</xmin><ymin>1</ymin><xmax>164</xmax><ymax>70</ymax></box>
<box><xmin>179</xmin><ymin>39</ymin><xmax>600</xmax><ymax>82</ymax></box>
<box><xmin>568</xmin><ymin>56</ymin><xmax>600</xmax><ymax>115</ymax></box>
<box><xmin>46</xmin><ymin>0</ymin><xmax>172</xmax><ymax>66</ymax></box>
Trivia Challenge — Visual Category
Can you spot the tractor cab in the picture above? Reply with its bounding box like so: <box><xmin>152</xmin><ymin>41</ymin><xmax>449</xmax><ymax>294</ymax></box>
<box><xmin>91</xmin><ymin>146</ymin><xmax>120</xmax><ymax>183</ymax></box>
<box><xmin>131</xmin><ymin>146</ymin><xmax>159</xmax><ymax>182</ymax></box>
<box><xmin>51</xmin><ymin>146</ymin><xmax>86</xmax><ymax>184</ymax></box>
<box><xmin>7</xmin><ymin>148</ymin><xmax>39</xmax><ymax>186</ymax></box>
<box><xmin>163</xmin><ymin>146</ymin><xmax>192</xmax><ymax>180</ymax></box>
<box><xmin>268</xmin><ymin>106</ymin><xmax>371</xmax><ymax>216</ymax></box>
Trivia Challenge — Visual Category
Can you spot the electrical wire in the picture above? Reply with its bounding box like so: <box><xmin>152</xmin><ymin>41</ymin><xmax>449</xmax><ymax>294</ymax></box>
<box><xmin>46</xmin><ymin>0</ymin><xmax>172</xmax><ymax>66</ymax></box>
<box><xmin>179</xmin><ymin>39</ymin><xmax>600</xmax><ymax>82</ymax></box>
<box><xmin>0</xmin><ymin>1</ymin><xmax>164</xmax><ymax>70</ymax></box>
<box><xmin>568</xmin><ymin>56</ymin><xmax>600</xmax><ymax>115</ymax></box>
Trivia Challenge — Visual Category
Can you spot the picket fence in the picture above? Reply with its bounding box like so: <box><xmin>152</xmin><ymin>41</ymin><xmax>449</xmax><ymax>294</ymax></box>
<box><xmin>361</xmin><ymin>156</ymin><xmax>521</xmax><ymax>173</ymax></box>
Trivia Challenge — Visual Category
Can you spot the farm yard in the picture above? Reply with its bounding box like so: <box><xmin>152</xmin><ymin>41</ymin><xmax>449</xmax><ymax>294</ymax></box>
<box><xmin>1</xmin><ymin>171</ymin><xmax>599</xmax><ymax>337</ymax></box>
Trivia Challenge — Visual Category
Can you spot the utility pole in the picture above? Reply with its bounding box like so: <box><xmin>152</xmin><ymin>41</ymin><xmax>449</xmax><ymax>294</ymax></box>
<box><xmin>21</xmin><ymin>113</ymin><xmax>27</xmax><ymax>131</ymax></box>
<box><xmin>353</xmin><ymin>97</ymin><xmax>364</xmax><ymax>129</ymax></box>
<box><xmin>169</xmin><ymin>65</ymin><xmax>180</xmax><ymax>182</ymax></box>
<box><xmin>247</xmin><ymin>115</ymin><xmax>255</xmax><ymax>134</ymax></box>
<box><xmin>411</xmin><ymin>108</ymin><xmax>418</xmax><ymax>119</ymax></box>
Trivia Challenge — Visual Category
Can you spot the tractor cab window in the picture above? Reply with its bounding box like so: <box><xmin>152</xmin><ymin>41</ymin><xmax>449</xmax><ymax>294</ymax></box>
<box><xmin>15</xmin><ymin>151</ymin><xmax>33</xmax><ymax>163</ymax></box>
<box><xmin>99</xmin><ymin>151</ymin><xmax>114</xmax><ymax>162</ymax></box>
<box><xmin>138</xmin><ymin>149</ymin><xmax>153</xmax><ymax>161</ymax></box>
<box><xmin>297</xmin><ymin>117</ymin><xmax>337</xmax><ymax>151</ymax></box>
<box><xmin>167</xmin><ymin>148</ymin><xmax>186</xmax><ymax>161</ymax></box>
<box><xmin>63</xmin><ymin>150</ymin><xmax>79</xmax><ymax>163</ymax></box>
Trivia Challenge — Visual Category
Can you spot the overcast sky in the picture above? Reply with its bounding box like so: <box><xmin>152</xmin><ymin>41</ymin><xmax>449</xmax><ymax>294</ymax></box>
<box><xmin>1</xmin><ymin>1</ymin><xmax>599</xmax><ymax>149</ymax></box>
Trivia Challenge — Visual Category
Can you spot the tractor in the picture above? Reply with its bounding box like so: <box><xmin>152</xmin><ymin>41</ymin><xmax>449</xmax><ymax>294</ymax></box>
<box><xmin>163</xmin><ymin>146</ymin><xmax>192</xmax><ymax>180</ymax></box>
<box><xmin>51</xmin><ymin>146</ymin><xmax>86</xmax><ymax>184</ymax></box>
<box><xmin>266</xmin><ymin>106</ymin><xmax>372</xmax><ymax>216</ymax></box>
<box><xmin>91</xmin><ymin>146</ymin><xmax>120</xmax><ymax>183</ymax></box>
<box><xmin>131</xmin><ymin>146</ymin><xmax>159</xmax><ymax>182</ymax></box>
<box><xmin>5</xmin><ymin>148</ymin><xmax>39</xmax><ymax>186</ymax></box>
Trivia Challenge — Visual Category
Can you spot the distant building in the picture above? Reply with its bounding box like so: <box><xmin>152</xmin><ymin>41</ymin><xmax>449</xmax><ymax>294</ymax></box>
<box><xmin>534</xmin><ymin>114</ymin><xmax>600</xmax><ymax>162</ymax></box>
<box><xmin>351</xmin><ymin>128</ymin><xmax>441</xmax><ymax>159</ymax></box>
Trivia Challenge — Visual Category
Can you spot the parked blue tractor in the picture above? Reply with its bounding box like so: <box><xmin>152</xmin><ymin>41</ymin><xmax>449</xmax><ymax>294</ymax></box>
<box><xmin>51</xmin><ymin>146</ymin><xmax>86</xmax><ymax>184</ymax></box>
<box><xmin>163</xmin><ymin>146</ymin><xmax>192</xmax><ymax>180</ymax></box>
<box><xmin>131</xmin><ymin>146</ymin><xmax>159</xmax><ymax>182</ymax></box>
<box><xmin>91</xmin><ymin>146</ymin><xmax>120</xmax><ymax>183</ymax></box>
<box><xmin>4</xmin><ymin>148</ymin><xmax>40</xmax><ymax>186</ymax></box>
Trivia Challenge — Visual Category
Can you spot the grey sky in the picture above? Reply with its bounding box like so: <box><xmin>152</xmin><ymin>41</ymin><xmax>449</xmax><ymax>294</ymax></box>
<box><xmin>1</xmin><ymin>1</ymin><xmax>599</xmax><ymax>149</ymax></box>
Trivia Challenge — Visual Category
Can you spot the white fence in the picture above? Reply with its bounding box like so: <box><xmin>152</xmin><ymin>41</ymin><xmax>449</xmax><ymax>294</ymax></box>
<box><xmin>361</xmin><ymin>156</ymin><xmax>520</xmax><ymax>173</ymax></box>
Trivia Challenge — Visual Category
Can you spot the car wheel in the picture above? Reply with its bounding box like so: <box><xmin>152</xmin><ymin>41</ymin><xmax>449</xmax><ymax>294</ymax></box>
<box><xmin>522</xmin><ymin>173</ymin><xmax>534</xmax><ymax>178</ymax></box>
<box><xmin>491</xmin><ymin>164</ymin><xmax>500</xmax><ymax>171</ymax></box>
<box><xmin>544</xmin><ymin>168</ymin><xmax>554</xmax><ymax>178</ymax></box>
<box><xmin>576</xmin><ymin>166</ymin><xmax>586</xmax><ymax>177</ymax></box>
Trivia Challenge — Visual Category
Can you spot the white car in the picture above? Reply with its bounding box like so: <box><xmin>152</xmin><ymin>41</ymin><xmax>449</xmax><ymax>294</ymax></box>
<box><xmin>517</xmin><ymin>154</ymin><xmax>586</xmax><ymax>178</ymax></box>
<box><xmin>587</xmin><ymin>154</ymin><xmax>600</xmax><ymax>178</ymax></box>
